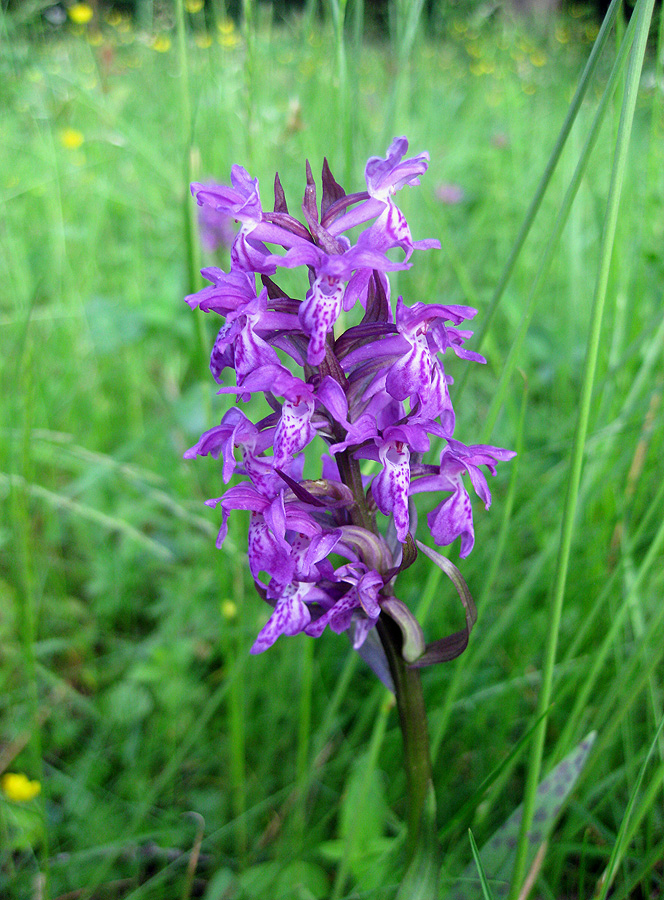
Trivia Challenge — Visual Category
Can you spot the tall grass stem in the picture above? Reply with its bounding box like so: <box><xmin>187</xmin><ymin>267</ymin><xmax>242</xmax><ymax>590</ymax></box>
<box><xmin>457</xmin><ymin>0</ymin><xmax>622</xmax><ymax>401</ymax></box>
<box><xmin>508</xmin><ymin>0</ymin><xmax>657</xmax><ymax>890</ymax></box>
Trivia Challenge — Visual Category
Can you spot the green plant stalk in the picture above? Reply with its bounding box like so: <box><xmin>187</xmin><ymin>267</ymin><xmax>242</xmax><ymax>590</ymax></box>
<box><xmin>329</xmin><ymin>0</ymin><xmax>352</xmax><ymax>184</ymax></box>
<box><xmin>377</xmin><ymin>616</ymin><xmax>437</xmax><ymax>871</ymax></box>
<box><xmin>508</xmin><ymin>0</ymin><xmax>657</xmax><ymax>890</ymax></box>
<box><xmin>175</xmin><ymin>0</ymin><xmax>206</xmax><ymax>380</ymax></box>
<box><xmin>646</xmin><ymin>0</ymin><xmax>664</xmax><ymax>186</ymax></box>
<box><xmin>334</xmin><ymin>440</ymin><xmax>438</xmax><ymax>878</ymax></box>
<box><xmin>381</xmin><ymin>0</ymin><xmax>426</xmax><ymax>145</ymax></box>
<box><xmin>598</xmin><ymin>714</ymin><xmax>664</xmax><ymax>900</ymax></box>
<box><xmin>11</xmin><ymin>312</ymin><xmax>50</xmax><ymax>895</ymax></box>
<box><xmin>456</xmin><ymin>0</ymin><xmax>622</xmax><ymax>402</ymax></box>
<box><xmin>229</xmin><ymin>543</ymin><xmax>248</xmax><ymax>861</ymax></box>
<box><xmin>242</xmin><ymin>0</ymin><xmax>256</xmax><ymax>163</ymax></box>
<box><xmin>295</xmin><ymin>635</ymin><xmax>314</xmax><ymax>836</ymax></box>
<box><xmin>480</xmin><ymin>7</ymin><xmax>638</xmax><ymax>444</ymax></box>
<box><xmin>469</xmin><ymin>828</ymin><xmax>497</xmax><ymax>900</ymax></box>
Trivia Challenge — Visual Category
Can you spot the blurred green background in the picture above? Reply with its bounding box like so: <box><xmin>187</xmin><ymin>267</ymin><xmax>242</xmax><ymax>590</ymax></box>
<box><xmin>1</xmin><ymin>0</ymin><xmax>664</xmax><ymax>897</ymax></box>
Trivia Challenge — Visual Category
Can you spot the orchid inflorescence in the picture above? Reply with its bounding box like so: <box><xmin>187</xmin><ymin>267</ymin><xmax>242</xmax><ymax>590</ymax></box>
<box><xmin>185</xmin><ymin>137</ymin><xmax>514</xmax><ymax>676</ymax></box>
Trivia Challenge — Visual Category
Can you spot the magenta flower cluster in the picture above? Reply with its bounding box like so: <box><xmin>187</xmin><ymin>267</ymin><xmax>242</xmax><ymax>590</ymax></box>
<box><xmin>185</xmin><ymin>138</ymin><xmax>514</xmax><ymax>665</ymax></box>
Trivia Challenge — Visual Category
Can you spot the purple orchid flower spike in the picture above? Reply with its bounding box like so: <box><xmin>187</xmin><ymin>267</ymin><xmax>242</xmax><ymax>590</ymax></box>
<box><xmin>183</xmin><ymin>139</ymin><xmax>518</xmax><ymax>884</ymax></box>
<box><xmin>184</xmin><ymin>138</ymin><xmax>514</xmax><ymax>669</ymax></box>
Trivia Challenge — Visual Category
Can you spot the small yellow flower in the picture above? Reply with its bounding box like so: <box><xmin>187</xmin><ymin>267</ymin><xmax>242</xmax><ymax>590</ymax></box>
<box><xmin>218</xmin><ymin>31</ymin><xmax>241</xmax><ymax>49</ymax></box>
<box><xmin>585</xmin><ymin>22</ymin><xmax>599</xmax><ymax>41</ymax></box>
<box><xmin>152</xmin><ymin>35</ymin><xmax>171</xmax><ymax>53</ymax></box>
<box><xmin>68</xmin><ymin>3</ymin><xmax>93</xmax><ymax>24</ymax></box>
<box><xmin>194</xmin><ymin>32</ymin><xmax>213</xmax><ymax>48</ymax></box>
<box><xmin>186</xmin><ymin>0</ymin><xmax>204</xmax><ymax>12</ymax></box>
<box><xmin>555</xmin><ymin>24</ymin><xmax>570</xmax><ymax>44</ymax></box>
<box><xmin>105</xmin><ymin>9</ymin><xmax>122</xmax><ymax>25</ymax></box>
<box><xmin>59</xmin><ymin>128</ymin><xmax>85</xmax><ymax>150</ymax></box>
<box><xmin>87</xmin><ymin>29</ymin><xmax>103</xmax><ymax>46</ymax></box>
<box><xmin>529</xmin><ymin>49</ymin><xmax>547</xmax><ymax>67</ymax></box>
<box><xmin>522</xmin><ymin>82</ymin><xmax>536</xmax><ymax>95</ymax></box>
<box><xmin>1</xmin><ymin>773</ymin><xmax>42</xmax><ymax>803</ymax></box>
<box><xmin>221</xmin><ymin>599</ymin><xmax>238</xmax><ymax>620</ymax></box>
<box><xmin>217</xmin><ymin>17</ymin><xmax>235</xmax><ymax>35</ymax></box>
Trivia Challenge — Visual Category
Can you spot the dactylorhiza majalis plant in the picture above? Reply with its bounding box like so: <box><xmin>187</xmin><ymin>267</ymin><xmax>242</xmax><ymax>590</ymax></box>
<box><xmin>184</xmin><ymin>137</ymin><xmax>515</xmax><ymax>886</ymax></box>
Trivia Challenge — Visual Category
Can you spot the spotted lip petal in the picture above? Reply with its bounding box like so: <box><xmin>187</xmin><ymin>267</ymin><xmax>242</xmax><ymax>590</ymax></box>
<box><xmin>372</xmin><ymin>440</ymin><xmax>412</xmax><ymax>543</ymax></box>
<box><xmin>250</xmin><ymin>588</ymin><xmax>313</xmax><ymax>653</ymax></box>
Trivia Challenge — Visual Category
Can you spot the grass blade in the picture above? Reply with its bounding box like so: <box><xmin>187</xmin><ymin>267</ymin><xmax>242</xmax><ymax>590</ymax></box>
<box><xmin>508</xmin><ymin>0</ymin><xmax>658</xmax><ymax>891</ymax></box>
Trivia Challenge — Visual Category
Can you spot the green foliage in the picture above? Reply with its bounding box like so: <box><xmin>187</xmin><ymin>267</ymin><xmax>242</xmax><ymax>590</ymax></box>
<box><xmin>1</xmin><ymin>1</ymin><xmax>664</xmax><ymax>898</ymax></box>
<box><xmin>456</xmin><ymin>734</ymin><xmax>596</xmax><ymax>898</ymax></box>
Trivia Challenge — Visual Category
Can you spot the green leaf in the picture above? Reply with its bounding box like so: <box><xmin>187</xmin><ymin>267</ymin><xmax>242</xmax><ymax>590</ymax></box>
<box><xmin>468</xmin><ymin>829</ymin><xmax>496</xmax><ymax>900</ymax></box>
<box><xmin>450</xmin><ymin>733</ymin><xmax>596</xmax><ymax>900</ymax></box>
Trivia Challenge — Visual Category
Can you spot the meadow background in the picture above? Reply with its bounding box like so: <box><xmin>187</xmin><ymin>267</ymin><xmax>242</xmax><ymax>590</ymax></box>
<box><xmin>1</xmin><ymin>0</ymin><xmax>664</xmax><ymax>896</ymax></box>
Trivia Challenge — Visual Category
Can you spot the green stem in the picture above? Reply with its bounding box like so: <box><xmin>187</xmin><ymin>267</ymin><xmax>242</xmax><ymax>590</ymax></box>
<box><xmin>508</xmin><ymin>0</ymin><xmax>657</xmax><ymax>891</ymax></box>
<box><xmin>455</xmin><ymin>0</ymin><xmax>622</xmax><ymax>401</ymax></box>
<box><xmin>377</xmin><ymin>617</ymin><xmax>436</xmax><ymax>866</ymax></box>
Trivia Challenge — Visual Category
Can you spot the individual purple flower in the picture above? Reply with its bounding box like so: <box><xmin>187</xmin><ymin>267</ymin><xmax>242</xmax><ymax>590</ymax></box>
<box><xmin>368</xmin><ymin>424</ymin><xmax>430</xmax><ymax>542</ymax></box>
<box><xmin>250</xmin><ymin>581</ymin><xmax>316</xmax><ymax>654</ymax></box>
<box><xmin>365</xmin><ymin>136</ymin><xmax>430</xmax><ymax>201</ymax></box>
<box><xmin>209</xmin><ymin>287</ymin><xmax>284</xmax><ymax>386</ymax></box>
<box><xmin>306</xmin><ymin>564</ymin><xmax>383</xmax><ymax>646</ymax></box>
<box><xmin>326</xmin><ymin>138</ymin><xmax>440</xmax><ymax>261</ymax></box>
<box><xmin>277</xmin><ymin>239</ymin><xmax>409</xmax><ymax>365</ymax></box>
<box><xmin>410</xmin><ymin>440</ymin><xmax>516</xmax><ymax>557</ymax></box>
<box><xmin>197</xmin><ymin>191</ymin><xmax>236</xmax><ymax>252</ymax></box>
<box><xmin>186</xmin><ymin>267</ymin><xmax>256</xmax><ymax>315</ymax></box>
<box><xmin>184</xmin><ymin>407</ymin><xmax>274</xmax><ymax>483</ymax></box>
<box><xmin>435</xmin><ymin>183</ymin><xmax>465</xmax><ymax>205</ymax></box>
<box><xmin>192</xmin><ymin>166</ymin><xmax>310</xmax><ymax>274</ymax></box>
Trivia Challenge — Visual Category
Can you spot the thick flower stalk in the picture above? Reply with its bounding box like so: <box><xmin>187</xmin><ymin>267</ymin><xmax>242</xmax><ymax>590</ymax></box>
<box><xmin>185</xmin><ymin>138</ymin><xmax>514</xmax><ymax>880</ymax></box>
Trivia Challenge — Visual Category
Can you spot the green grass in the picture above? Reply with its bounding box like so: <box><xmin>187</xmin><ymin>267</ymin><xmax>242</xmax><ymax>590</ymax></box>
<box><xmin>1</xmin><ymin>2</ymin><xmax>664</xmax><ymax>898</ymax></box>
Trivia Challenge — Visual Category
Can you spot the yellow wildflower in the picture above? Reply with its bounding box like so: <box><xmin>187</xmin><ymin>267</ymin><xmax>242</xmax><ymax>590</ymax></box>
<box><xmin>221</xmin><ymin>600</ymin><xmax>238</xmax><ymax>620</ymax></box>
<box><xmin>186</xmin><ymin>0</ymin><xmax>204</xmax><ymax>11</ymax></box>
<box><xmin>68</xmin><ymin>3</ymin><xmax>93</xmax><ymax>24</ymax></box>
<box><xmin>195</xmin><ymin>33</ymin><xmax>213</xmax><ymax>48</ymax></box>
<box><xmin>1</xmin><ymin>773</ymin><xmax>42</xmax><ymax>803</ymax></box>
<box><xmin>529</xmin><ymin>49</ymin><xmax>547</xmax><ymax>67</ymax></box>
<box><xmin>555</xmin><ymin>24</ymin><xmax>570</xmax><ymax>44</ymax></box>
<box><xmin>152</xmin><ymin>35</ymin><xmax>171</xmax><ymax>53</ymax></box>
<box><xmin>59</xmin><ymin>128</ymin><xmax>85</xmax><ymax>150</ymax></box>
<box><xmin>218</xmin><ymin>30</ymin><xmax>241</xmax><ymax>49</ymax></box>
